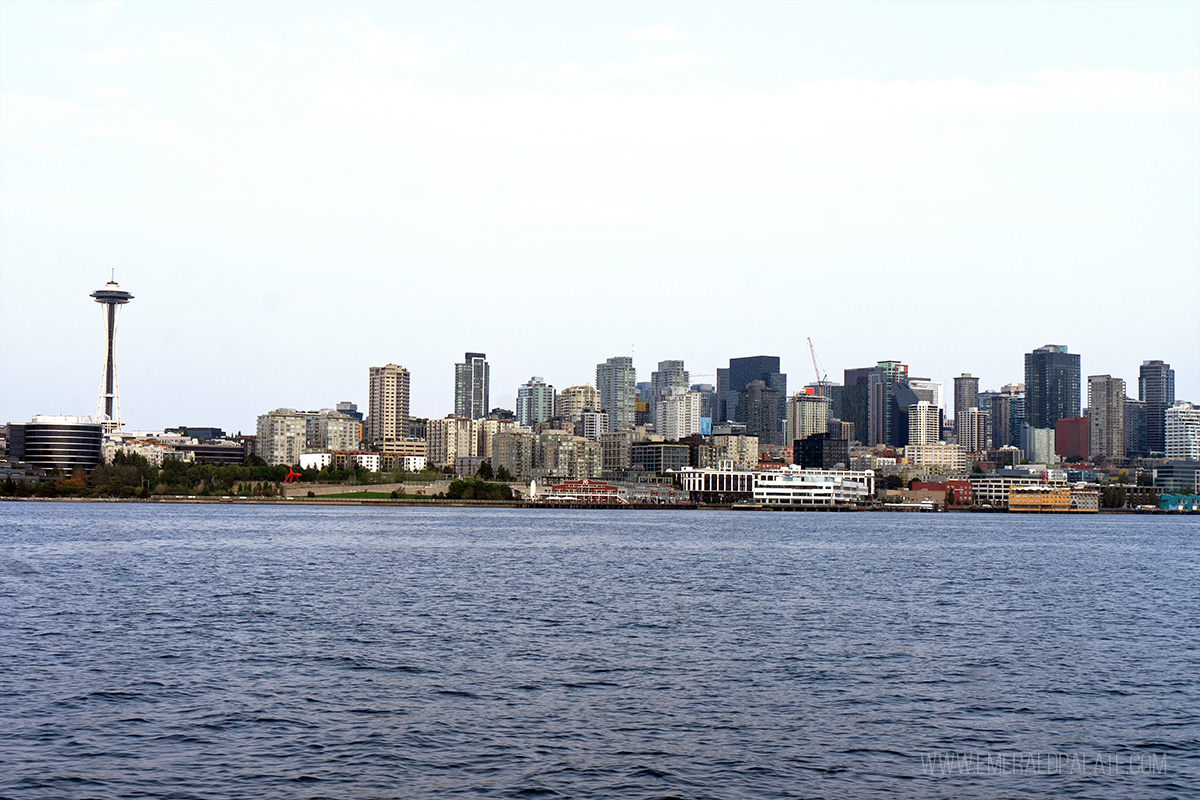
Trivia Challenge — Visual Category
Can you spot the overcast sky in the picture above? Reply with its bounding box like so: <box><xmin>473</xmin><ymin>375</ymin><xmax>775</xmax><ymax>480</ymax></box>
<box><xmin>1</xmin><ymin>0</ymin><xmax>1197</xmax><ymax>431</ymax></box>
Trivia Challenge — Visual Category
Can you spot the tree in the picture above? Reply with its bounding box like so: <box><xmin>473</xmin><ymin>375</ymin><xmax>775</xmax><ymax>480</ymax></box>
<box><xmin>476</xmin><ymin>461</ymin><xmax>494</xmax><ymax>480</ymax></box>
<box><xmin>496</xmin><ymin>465</ymin><xmax>514</xmax><ymax>482</ymax></box>
<box><xmin>885</xmin><ymin>474</ymin><xmax>903</xmax><ymax>490</ymax></box>
<box><xmin>945</xmin><ymin>489</ymin><xmax>955</xmax><ymax>507</ymax></box>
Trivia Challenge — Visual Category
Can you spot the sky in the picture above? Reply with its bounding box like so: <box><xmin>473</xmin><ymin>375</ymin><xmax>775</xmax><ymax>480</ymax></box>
<box><xmin>1</xmin><ymin>0</ymin><xmax>1197</xmax><ymax>431</ymax></box>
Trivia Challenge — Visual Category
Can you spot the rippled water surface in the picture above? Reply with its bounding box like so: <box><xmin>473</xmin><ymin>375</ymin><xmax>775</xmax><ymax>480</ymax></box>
<box><xmin>1</xmin><ymin>502</ymin><xmax>1198</xmax><ymax>799</ymax></box>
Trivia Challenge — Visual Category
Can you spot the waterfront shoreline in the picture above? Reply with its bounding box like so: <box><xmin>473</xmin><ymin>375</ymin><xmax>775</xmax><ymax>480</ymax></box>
<box><xmin>1</xmin><ymin>496</ymin><xmax>1182</xmax><ymax>513</ymax></box>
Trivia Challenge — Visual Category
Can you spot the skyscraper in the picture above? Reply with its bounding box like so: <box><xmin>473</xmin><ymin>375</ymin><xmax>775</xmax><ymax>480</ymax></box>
<box><xmin>556</xmin><ymin>385</ymin><xmax>601</xmax><ymax>419</ymax></box>
<box><xmin>1139</xmin><ymin>360</ymin><xmax>1175</xmax><ymax>454</ymax></box>
<box><xmin>368</xmin><ymin>364</ymin><xmax>411</xmax><ymax>446</ymax></box>
<box><xmin>868</xmin><ymin>360</ymin><xmax>910</xmax><ymax>447</ymax></box>
<box><xmin>516</xmin><ymin>377</ymin><xmax>555</xmax><ymax>428</ymax></box>
<box><xmin>91</xmin><ymin>278</ymin><xmax>134</xmax><ymax>433</ymax></box>
<box><xmin>738</xmin><ymin>380</ymin><xmax>784</xmax><ymax>445</ymax></box>
<box><xmin>723</xmin><ymin>356</ymin><xmax>787</xmax><ymax>443</ymax></box>
<box><xmin>1088</xmin><ymin>375</ymin><xmax>1126</xmax><ymax>462</ymax></box>
<box><xmin>1024</xmin><ymin>345</ymin><xmax>1081</xmax><ymax>430</ymax></box>
<box><xmin>787</xmin><ymin>392</ymin><xmax>831</xmax><ymax>443</ymax></box>
<box><xmin>830</xmin><ymin>368</ymin><xmax>871</xmax><ymax>445</ymax></box>
<box><xmin>454</xmin><ymin>352</ymin><xmax>490</xmax><ymax>420</ymax></box>
<box><xmin>655</xmin><ymin>389</ymin><xmax>703</xmax><ymax>441</ymax></box>
<box><xmin>596</xmin><ymin>356</ymin><xmax>636</xmax><ymax>431</ymax></box>
<box><xmin>650</xmin><ymin>360</ymin><xmax>689</xmax><ymax>398</ymax></box>
<box><xmin>953</xmin><ymin>374</ymin><xmax>979</xmax><ymax>441</ymax></box>
<box><xmin>958</xmin><ymin>407</ymin><xmax>989</xmax><ymax>453</ymax></box>
<box><xmin>907</xmin><ymin>401</ymin><xmax>941</xmax><ymax>447</ymax></box>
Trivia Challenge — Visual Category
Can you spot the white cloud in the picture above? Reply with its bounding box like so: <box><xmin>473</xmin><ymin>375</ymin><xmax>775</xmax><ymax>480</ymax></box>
<box><xmin>556</xmin><ymin>51</ymin><xmax>701</xmax><ymax>85</ymax></box>
<box><xmin>81</xmin><ymin>46</ymin><xmax>131</xmax><ymax>64</ymax></box>
<box><xmin>629</xmin><ymin>25</ymin><xmax>688</xmax><ymax>43</ymax></box>
<box><xmin>153</xmin><ymin>31</ymin><xmax>205</xmax><ymax>58</ymax></box>
<box><xmin>0</xmin><ymin>91</ymin><xmax>206</xmax><ymax>154</ymax></box>
<box><xmin>295</xmin><ymin>67</ymin><xmax>1198</xmax><ymax>227</ymax></box>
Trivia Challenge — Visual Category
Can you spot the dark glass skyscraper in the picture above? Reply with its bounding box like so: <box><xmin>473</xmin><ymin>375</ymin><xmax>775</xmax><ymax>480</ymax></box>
<box><xmin>1139</xmin><ymin>360</ymin><xmax>1175</xmax><ymax>454</ymax></box>
<box><xmin>1023</xmin><ymin>345</ymin><xmax>1081</xmax><ymax>430</ymax></box>
<box><xmin>721</xmin><ymin>356</ymin><xmax>787</xmax><ymax>444</ymax></box>
<box><xmin>454</xmin><ymin>352</ymin><xmax>489</xmax><ymax>420</ymax></box>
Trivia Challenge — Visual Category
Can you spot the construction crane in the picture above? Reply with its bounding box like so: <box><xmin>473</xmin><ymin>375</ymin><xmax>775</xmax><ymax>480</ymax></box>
<box><xmin>807</xmin><ymin>337</ymin><xmax>828</xmax><ymax>394</ymax></box>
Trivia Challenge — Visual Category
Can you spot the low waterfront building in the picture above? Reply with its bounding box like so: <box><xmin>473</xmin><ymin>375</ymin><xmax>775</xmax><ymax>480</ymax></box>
<box><xmin>536</xmin><ymin>479</ymin><xmax>623</xmax><ymax>504</ymax></box>
<box><xmin>968</xmin><ymin>467</ymin><xmax>1068</xmax><ymax>508</ymax></box>
<box><xmin>752</xmin><ymin>467</ymin><xmax>875</xmax><ymax>506</ymax></box>
<box><xmin>5</xmin><ymin>415</ymin><xmax>103</xmax><ymax>473</ymax></box>
<box><xmin>676</xmin><ymin>461</ymin><xmax>874</xmax><ymax>506</ymax></box>
<box><xmin>1009</xmin><ymin>484</ymin><xmax>1072</xmax><ymax>512</ymax></box>
<box><xmin>1070</xmin><ymin>486</ymin><xmax>1100</xmax><ymax>511</ymax></box>
<box><xmin>911</xmin><ymin>480</ymin><xmax>973</xmax><ymax>505</ymax></box>
<box><xmin>1154</xmin><ymin>460</ymin><xmax>1200</xmax><ymax>493</ymax></box>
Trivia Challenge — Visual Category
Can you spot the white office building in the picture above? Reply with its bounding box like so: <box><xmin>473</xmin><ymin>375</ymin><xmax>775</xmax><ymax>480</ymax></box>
<box><xmin>1165</xmin><ymin>401</ymin><xmax>1200</xmax><ymax>460</ymax></box>
<box><xmin>655</xmin><ymin>389</ymin><xmax>703</xmax><ymax>441</ymax></box>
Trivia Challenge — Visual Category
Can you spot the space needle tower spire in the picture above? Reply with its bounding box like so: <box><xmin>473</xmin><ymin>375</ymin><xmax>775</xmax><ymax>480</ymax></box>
<box><xmin>91</xmin><ymin>272</ymin><xmax>133</xmax><ymax>433</ymax></box>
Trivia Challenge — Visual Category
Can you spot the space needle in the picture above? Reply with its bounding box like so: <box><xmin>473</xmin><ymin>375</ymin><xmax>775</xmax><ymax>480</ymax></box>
<box><xmin>91</xmin><ymin>275</ymin><xmax>133</xmax><ymax>433</ymax></box>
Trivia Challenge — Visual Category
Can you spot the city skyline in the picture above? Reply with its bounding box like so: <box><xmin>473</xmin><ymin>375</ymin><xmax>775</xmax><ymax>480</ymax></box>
<box><xmin>1</xmin><ymin>2</ymin><xmax>1197</xmax><ymax>430</ymax></box>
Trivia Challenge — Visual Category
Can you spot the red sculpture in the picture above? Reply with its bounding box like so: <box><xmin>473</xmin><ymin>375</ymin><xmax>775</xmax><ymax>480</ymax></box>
<box><xmin>285</xmin><ymin>467</ymin><xmax>302</xmax><ymax>483</ymax></box>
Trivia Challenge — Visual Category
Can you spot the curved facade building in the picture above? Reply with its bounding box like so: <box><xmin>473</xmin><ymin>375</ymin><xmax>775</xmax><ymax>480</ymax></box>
<box><xmin>6</xmin><ymin>415</ymin><xmax>103</xmax><ymax>472</ymax></box>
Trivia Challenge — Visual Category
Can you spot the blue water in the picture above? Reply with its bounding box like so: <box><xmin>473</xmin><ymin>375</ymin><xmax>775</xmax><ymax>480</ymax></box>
<box><xmin>1</xmin><ymin>503</ymin><xmax>1197</xmax><ymax>799</ymax></box>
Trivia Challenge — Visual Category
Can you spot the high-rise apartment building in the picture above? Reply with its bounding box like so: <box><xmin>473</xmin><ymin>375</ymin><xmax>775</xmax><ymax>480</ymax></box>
<box><xmin>958</xmin><ymin>407</ymin><xmax>989</xmax><ymax>453</ymax></box>
<box><xmin>1124</xmin><ymin>398</ymin><xmax>1148</xmax><ymax>458</ymax></box>
<box><xmin>650</xmin><ymin>360</ymin><xmax>690</xmax><ymax>400</ymax></box>
<box><xmin>1165</xmin><ymin>402</ymin><xmax>1200</xmax><ymax>460</ymax></box>
<box><xmin>786</xmin><ymin>392</ymin><xmax>831</xmax><ymax>443</ymax></box>
<box><xmin>516</xmin><ymin>377</ymin><xmax>555</xmax><ymax>428</ymax></box>
<box><xmin>427</xmin><ymin>415</ymin><xmax>479</xmax><ymax>467</ymax></box>
<box><xmin>1087</xmin><ymin>375</ymin><xmax>1126</xmax><ymax>462</ymax></box>
<box><xmin>597</xmin><ymin>356</ymin><xmax>637</xmax><ymax>431</ymax></box>
<box><xmin>368</xmin><ymin>364</ymin><xmax>411</xmax><ymax>446</ymax></box>
<box><xmin>454</xmin><ymin>353</ymin><xmax>490</xmax><ymax>420</ymax></box>
<box><xmin>1139</xmin><ymin>360</ymin><xmax>1175</xmax><ymax>454</ymax></box>
<box><xmin>907</xmin><ymin>401</ymin><xmax>941</xmax><ymax>447</ymax></box>
<box><xmin>579</xmin><ymin>411</ymin><xmax>610</xmax><ymax>441</ymax></box>
<box><xmin>556</xmin><ymin>385</ymin><xmax>601</xmax><ymax>420</ymax></box>
<box><xmin>256</xmin><ymin>409</ymin><xmax>309</xmax><ymax>466</ymax></box>
<box><xmin>691</xmin><ymin>383</ymin><xmax>717</xmax><ymax>426</ymax></box>
<box><xmin>655</xmin><ymin>389</ymin><xmax>703</xmax><ymax>441</ymax></box>
<box><xmin>953</xmin><ymin>374</ymin><xmax>979</xmax><ymax>440</ymax></box>
<box><xmin>1024</xmin><ymin>345</ymin><xmax>1081</xmax><ymax>430</ymax></box>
